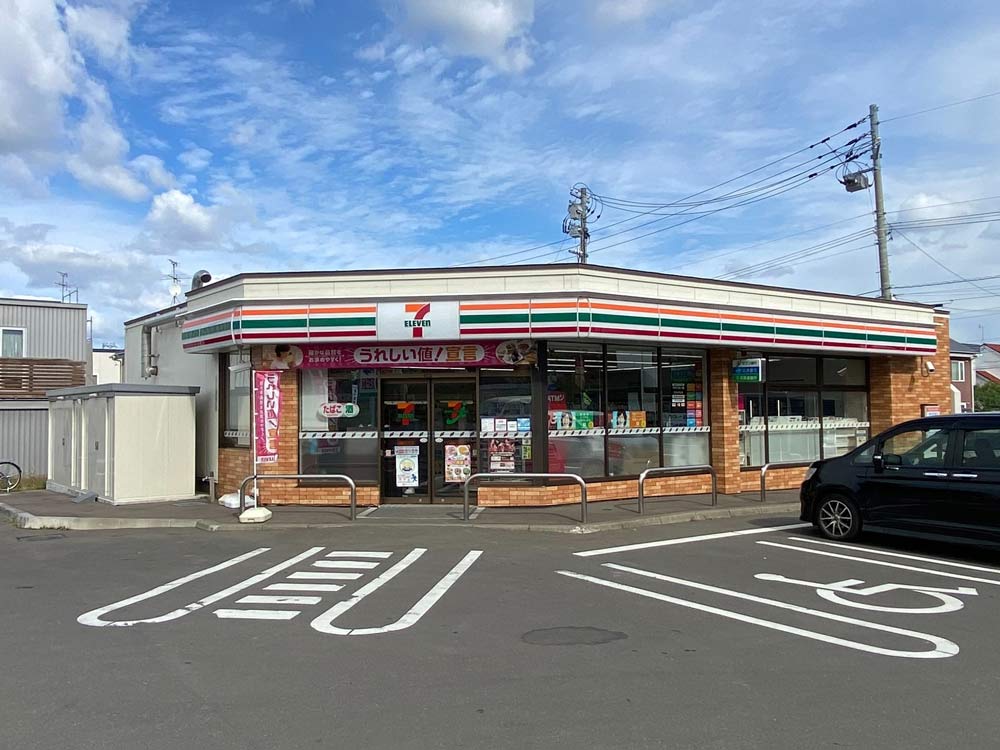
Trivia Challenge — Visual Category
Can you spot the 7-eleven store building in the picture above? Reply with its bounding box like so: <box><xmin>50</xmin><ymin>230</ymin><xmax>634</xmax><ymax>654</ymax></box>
<box><xmin>125</xmin><ymin>264</ymin><xmax>952</xmax><ymax>508</ymax></box>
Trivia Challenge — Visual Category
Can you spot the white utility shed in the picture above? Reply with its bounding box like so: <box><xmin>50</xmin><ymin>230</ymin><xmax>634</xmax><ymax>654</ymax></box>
<box><xmin>47</xmin><ymin>384</ymin><xmax>200</xmax><ymax>504</ymax></box>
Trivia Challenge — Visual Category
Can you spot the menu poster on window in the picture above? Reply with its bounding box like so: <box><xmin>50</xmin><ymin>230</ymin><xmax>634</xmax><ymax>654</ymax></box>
<box><xmin>488</xmin><ymin>438</ymin><xmax>516</xmax><ymax>472</ymax></box>
<box><xmin>394</xmin><ymin>446</ymin><xmax>420</xmax><ymax>487</ymax></box>
<box><xmin>516</xmin><ymin>417</ymin><xmax>531</xmax><ymax>432</ymax></box>
<box><xmin>444</xmin><ymin>444</ymin><xmax>472</xmax><ymax>482</ymax></box>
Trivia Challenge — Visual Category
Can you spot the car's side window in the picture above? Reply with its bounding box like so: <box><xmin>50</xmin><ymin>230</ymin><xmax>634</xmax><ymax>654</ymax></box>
<box><xmin>960</xmin><ymin>429</ymin><xmax>1000</xmax><ymax>469</ymax></box>
<box><xmin>853</xmin><ymin>443</ymin><xmax>876</xmax><ymax>466</ymax></box>
<box><xmin>881</xmin><ymin>428</ymin><xmax>950</xmax><ymax>468</ymax></box>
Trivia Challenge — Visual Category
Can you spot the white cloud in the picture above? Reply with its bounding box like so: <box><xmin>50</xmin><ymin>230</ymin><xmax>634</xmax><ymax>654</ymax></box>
<box><xmin>146</xmin><ymin>190</ymin><xmax>220</xmax><ymax>243</ymax></box>
<box><xmin>178</xmin><ymin>146</ymin><xmax>212</xmax><ymax>171</ymax></box>
<box><xmin>395</xmin><ymin>0</ymin><xmax>536</xmax><ymax>72</ymax></box>
<box><xmin>64</xmin><ymin>4</ymin><xmax>132</xmax><ymax>69</ymax></box>
<box><xmin>130</xmin><ymin>154</ymin><xmax>176</xmax><ymax>189</ymax></box>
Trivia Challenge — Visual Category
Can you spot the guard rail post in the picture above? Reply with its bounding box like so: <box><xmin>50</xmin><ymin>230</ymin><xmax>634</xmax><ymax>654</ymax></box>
<box><xmin>238</xmin><ymin>473</ymin><xmax>358</xmax><ymax>519</ymax></box>
<box><xmin>636</xmin><ymin>465</ymin><xmax>717</xmax><ymax>514</ymax></box>
<box><xmin>464</xmin><ymin>472</ymin><xmax>588</xmax><ymax>523</ymax></box>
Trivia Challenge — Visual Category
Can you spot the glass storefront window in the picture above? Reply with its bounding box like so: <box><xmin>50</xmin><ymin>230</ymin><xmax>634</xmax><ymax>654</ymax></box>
<box><xmin>221</xmin><ymin>351</ymin><xmax>250</xmax><ymax>447</ymax></box>
<box><xmin>738</xmin><ymin>382</ymin><xmax>766</xmax><ymax>467</ymax></box>
<box><xmin>300</xmin><ymin>369</ymin><xmax>379</xmax><ymax>482</ymax></box>
<box><xmin>547</xmin><ymin>343</ymin><xmax>605</xmax><ymax>478</ymax></box>
<box><xmin>767</xmin><ymin>390</ymin><xmax>821</xmax><ymax>462</ymax></box>
<box><xmin>479</xmin><ymin>370</ymin><xmax>533</xmax><ymax>473</ymax></box>
<box><xmin>823</xmin><ymin>358</ymin><xmax>866</xmax><ymax>387</ymax></box>
<box><xmin>607</xmin><ymin>346</ymin><xmax>659</xmax><ymax>475</ymax></box>
<box><xmin>822</xmin><ymin>391</ymin><xmax>869</xmax><ymax>457</ymax></box>
<box><xmin>661</xmin><ymin>351</ymin><xmax>709</xmax><ymax>467</ymax></box>
<box><xmin>738</xmin><ymin>354</ymin><xmax>869</xmax><ymax>466</ymax></box>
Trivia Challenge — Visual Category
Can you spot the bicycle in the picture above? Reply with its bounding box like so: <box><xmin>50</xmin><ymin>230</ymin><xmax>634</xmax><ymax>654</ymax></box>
<box><xmin>0</xmin><ymin>461</ymin><xmax>21</xmax><ymax>492</ymax></box>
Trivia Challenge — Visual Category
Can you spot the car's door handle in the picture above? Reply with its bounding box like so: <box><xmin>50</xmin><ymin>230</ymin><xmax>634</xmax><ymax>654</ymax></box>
<box><xmin>922</xmin><ymin>472</ymin><xmax>949</xmax><ymax>477</ymax></box>
<box><xmin>951</xmin><ymin>473</ymin><xmax>979</xmax><ymax>479</ymax></box>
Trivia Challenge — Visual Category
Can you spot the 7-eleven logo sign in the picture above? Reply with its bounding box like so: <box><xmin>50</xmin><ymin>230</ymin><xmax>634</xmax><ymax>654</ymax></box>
<box><xmin>404</xmin><ymin>302</ymin><xmax>432</xmax><ymax>338</ymax></box>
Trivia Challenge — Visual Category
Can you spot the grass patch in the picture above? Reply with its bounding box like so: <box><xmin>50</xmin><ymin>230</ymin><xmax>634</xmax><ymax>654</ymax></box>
<box><xmin>11</xmin><ymin>475</ymin><xmax>46</xmax><ymax>492</ymax></box>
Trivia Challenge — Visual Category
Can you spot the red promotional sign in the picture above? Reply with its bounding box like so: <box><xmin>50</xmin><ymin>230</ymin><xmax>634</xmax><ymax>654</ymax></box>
<box><xmin>261</xmin><ymin>340</ymin><xmax>536</xmax><ymax>370</ymax></box>
<box><xmin>254</xmin><ymin>370</ymin><xmax>281</xmax><ymax>465</ymax></box>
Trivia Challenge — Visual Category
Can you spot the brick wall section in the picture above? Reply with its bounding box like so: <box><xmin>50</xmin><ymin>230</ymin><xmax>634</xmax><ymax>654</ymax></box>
<box><xmin>869</xmin><ymin>315</ymin><xmax>953</xmax><ymax>434</ymax></box>
<box><xmin>740</xmin><ymin>465</ymin><xmax>807</xmax><ymax>493</ymax></box>
<box><xmin>709</xmin><ymin>348</ymin><xmax>742</xmax><ymax>494</ymax></box>
<box><xmin>477</xmin><ymin>474</ymin><xmax>713</xmax><ymax>506</ymax></box>
<box><xmin>218</xmin><ymin>447</ymin><xmax>252</xmax><ymax>497</ymax></box>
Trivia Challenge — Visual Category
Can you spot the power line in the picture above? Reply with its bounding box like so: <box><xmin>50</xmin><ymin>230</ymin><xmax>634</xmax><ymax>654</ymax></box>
<box><xmin>716</xmin><ymin>230</ymin><xmax>874</xmax><ymax>280</ymax></box>
<box><xmin>892</xmin><ymin>229</ymin><xmax>996</xmax><ymax>299</ymax></box>
<box><xmin>863</xmin><ymin>273</ymin><xmax>1000</xmax><ymax>295</ymax></box>
<box><xmin>454</xmin><ymin>117</ymin><xmax>869</xmax><ymax>268</ymax></box>
<box><xmin>881</xmin><ymin>90</ymin><xmax>1000</xmax><ymax>124</ymax></box>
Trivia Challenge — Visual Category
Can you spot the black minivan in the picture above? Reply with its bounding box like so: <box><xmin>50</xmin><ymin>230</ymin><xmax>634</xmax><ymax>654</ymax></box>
<box><xmin>801</xmin><ymin>413</ymin><xmax>1000</xmax><ymax>542</ymax></box>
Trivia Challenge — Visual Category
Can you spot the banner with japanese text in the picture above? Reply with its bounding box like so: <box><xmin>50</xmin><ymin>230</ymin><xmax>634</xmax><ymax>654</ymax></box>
<box><xmin>254</xmin><ymin>370</ymin><xmax>281</xmax><ymax>465</ymax></box>
<box><xmin>260</xmin><ymin>340</ymin><xmax>536</xmax><ymax>370</ymax></box>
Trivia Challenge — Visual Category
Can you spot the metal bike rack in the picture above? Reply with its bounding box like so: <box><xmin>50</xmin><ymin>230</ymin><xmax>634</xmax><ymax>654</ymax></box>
<box><xmin>238</xmin><ymin>473</ymin><xmax>357</xmax><ymax>519</ymax></box>
<box><xmin>463</xmin><ymin>472</ymin><xmax>588</xmax><ymax>523</ymax></box>
<box><xmin>637</xmin><ymin>465</ymin><xmax>717</xmax><ymax>514</ymax></box>
<box><xmin>759</xmin><ymin>462</ymin><xmax>803</xmax><ymax>504</ymax></box>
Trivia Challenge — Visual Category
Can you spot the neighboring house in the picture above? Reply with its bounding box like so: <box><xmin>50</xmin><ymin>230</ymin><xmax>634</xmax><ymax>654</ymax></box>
<box><xmin>92</xmin><ymin>347</ymin><xmax>124</xmax><ymax>384</ymax></box>
<box><xmin>949</xmin><ymin>338</ymin><xmax>978</xmax><ymax>412</ymax></box>
<box><xmin>977</xmin><ymin>343</ymin><xmax>1000</xmax><ymax>387</ymax></box>
<box><xmin>0</xmin><ymin>298</ymin><xmax>90</xmax><ymax>478</ymax></box>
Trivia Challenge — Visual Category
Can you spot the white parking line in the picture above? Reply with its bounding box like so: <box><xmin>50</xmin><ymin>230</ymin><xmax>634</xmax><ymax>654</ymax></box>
<box><xmin>214</xmin><ymin>609</ymin><xmax>300</xmax><ymax>621</ymax></box>
<box><xmin>791</xmin><ymin>537</ymin><xmax>1000</xmax><ymax>574</ymax></box>
<box><xmin>470</xmin><ymin>507</ymin><xmax>486</xmax><ymax>520</ymax></box>
<box><xmin>325</xmin><ymin>551</ymin><xmax>392</xmax><ymax>559</ymax></box>
<box><xmin>312</xmin><ymin>560</ymin><xmax>380</xmax><ymax>570</ymax></box>
<box><xmin>265</xmin><ymin>583</ymin><xmax>344</xmax><ymax>592</ymax></box>
<box><xmin>757</xmin><ymin>541</ymin><xmax>1000</xmax><ymax>587</ymax></box>
<box><xmin>357</xmin><ymin>507</ymin><xmax>378</xmax><ymax>518</ymax></box>
<box><xmin>78</xmin><ymin>547</ymin><xmax>324</xmax><ymax>628</ymax></box>
<box><xmin>311</xmin><ymin>550</ymin><xmax>483</xmax><ymax>636</ymax></box>
<box><xmin>574</xmin><ymin>523</ymin><xmax>810</xmax><ymax>557</ymax></box>
<box><xmin>237</xmin><ymin>595</ymin><xmax>323</xmax><ymax>605</ymax></box>
<box><xmin>558</xmin><ymin>565</ymin><xmax>959</xmax><ymax>659</ymax></box>
<box><xmin>288</xmin><ymin>571</ymin><xmax>362</xmax><ymax>580</ymax></box>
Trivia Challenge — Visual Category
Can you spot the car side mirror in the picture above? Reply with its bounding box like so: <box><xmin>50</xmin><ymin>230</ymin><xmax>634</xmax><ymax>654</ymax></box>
<box><xmin>873</xmin><ymin>453</ymin><xmax>901</xmax><ymax>472</ymax></box>
<box><xmin>873</xmin><ymin>454</ymin><xmax>884</xmax><ymax>472</ymax></box>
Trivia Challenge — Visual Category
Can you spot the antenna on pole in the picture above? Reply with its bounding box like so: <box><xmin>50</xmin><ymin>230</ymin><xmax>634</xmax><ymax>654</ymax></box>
<box><xmin>562</xmin><ymin>184</ymin><xmax>599</xmax><ymax>264</ymax></box>
<box><xmin>164</xmin><ymin>259</ymin><xmax>184</xmax><ymax>303</ymax></box>
<box><xmin>56</xmin><ymin>272</ymin><xmax>79</xmax><ymax>303</ymax></box>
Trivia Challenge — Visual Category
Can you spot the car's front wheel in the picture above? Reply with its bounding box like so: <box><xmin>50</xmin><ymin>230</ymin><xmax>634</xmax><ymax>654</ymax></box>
<box><xmin>815</xmin><ymin>494</ymin><xmax>861</xmax><ymax>541</ymax></box>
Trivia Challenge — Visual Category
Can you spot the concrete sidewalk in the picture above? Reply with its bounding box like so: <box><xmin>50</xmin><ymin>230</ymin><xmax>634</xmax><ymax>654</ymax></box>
<box><xmin>0</xmin><ymin>488</ymin><xmax>800</xmax><ymax>533</ymax></box>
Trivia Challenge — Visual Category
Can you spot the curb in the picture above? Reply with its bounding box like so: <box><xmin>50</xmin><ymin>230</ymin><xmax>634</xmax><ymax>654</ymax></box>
<box><xmin>3</xmin><ymin>500</ymin><xmax>801</xmax><ymax>534</ymax></box>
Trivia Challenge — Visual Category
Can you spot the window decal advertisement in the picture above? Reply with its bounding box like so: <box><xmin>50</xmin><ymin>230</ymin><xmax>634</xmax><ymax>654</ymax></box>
<box><xmin>260</xmin><ymin>341</ymin><xmax>536</xmax><ymax>370</ymax></box>
<box><xmin>254</xmin><ymin>370</ymin><xmax>281</xmax><ymax>465</ymax></box>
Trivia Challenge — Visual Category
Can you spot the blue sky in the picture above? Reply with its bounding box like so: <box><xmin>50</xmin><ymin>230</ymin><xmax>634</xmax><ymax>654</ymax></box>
<box><xmin>2</xmin><ymin>0</ymin><xmax>1000</xmax><ymax>344</ymax></box>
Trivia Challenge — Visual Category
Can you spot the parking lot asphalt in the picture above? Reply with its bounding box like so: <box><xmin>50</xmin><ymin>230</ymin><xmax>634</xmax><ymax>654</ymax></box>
<box><xmin>4</xmin><ymin>515</ymin><xmax>1000</xmax><ymax>749</ymax></box>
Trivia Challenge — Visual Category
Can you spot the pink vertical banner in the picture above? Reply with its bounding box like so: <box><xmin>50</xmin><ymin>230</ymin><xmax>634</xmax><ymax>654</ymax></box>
<box><xmin>254</xmin><ymin>370</ymin><xmax>281</xmax><ymax>465</ymax></box>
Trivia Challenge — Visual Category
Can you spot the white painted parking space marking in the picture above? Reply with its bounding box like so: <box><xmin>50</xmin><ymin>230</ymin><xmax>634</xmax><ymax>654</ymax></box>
<box><xmin>237</xmin><ymin>595</ymin><xmax>324</xmax><ymax>605</ymax></box>
<box><xmin>214</xmin><ymin>609</ymin><xmax>301</xmax><ymax>621</ymax></box>
<box><xmin>469</xmin><ymin>506</ymin><xmax>486</xmax><ymax>520</ymax></box>
<box><xmin>312</xmin><ymin>560</ymin><xmax>380</xmax><ymax>570</ymax></box>
<box><xmin>288</xmin><ymin>571</ymin><xmax>363</xmax><ymax>580</ymax></box>
<box><xmin>357</xmin><ymin>507</ymin><xmax>378</xmax><ymax>518</ymax></box>
<box><xmin>574</xmin><ymin>523</ymin><xmax>810</xmax><ymax>557</ymax></box>
<box><xmin>325</xmin><ymin>551</ymin><xmax>393</xmax><ymax>559</ymax></box>
<box><xmin>78</xmin><ymin>547</ymin><xmax>324</xmax><ymax>628</ymax></box>
<box><xmin>558</xmin><ymin>565</ymin><xmax>960</xmax><ymax>659</ymax></box>
<box><xmin>265</xmin><ymin>583</ymin><xmax>344</xmax><ymax>592</ymax></box>
<box><xmin>754</xmin><ymin>574</ymin><xmax>977</xmax><ymax>614</ymax></box>
<box><xmin>757</xmin><ymin>541</ymin><xmax>1000</xmax><ymax>587</ymax></box>
<box><xmin>792</xmin><ymin>536</ymin><xmax>1000</xmax><ymax>575</ymax></box>
<box><xmin>311</xmin><ymin>550</ymin><xmax>483</xmax><ymax>636</ymax></box>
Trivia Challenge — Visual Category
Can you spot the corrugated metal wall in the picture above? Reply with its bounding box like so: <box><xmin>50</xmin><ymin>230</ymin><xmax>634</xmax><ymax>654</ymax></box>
<box><xmin>0</xmin><ymin>300</ymin><xmax>89</xmax><ymax>361</ymax></box>
<box><xmin>0</xmin><ymin>403</ymin><xmax>48</xmax><ymax>477</ymax></box>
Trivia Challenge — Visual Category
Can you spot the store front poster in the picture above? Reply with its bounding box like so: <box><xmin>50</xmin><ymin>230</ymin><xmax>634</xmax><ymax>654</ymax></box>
<box><xmin>394</xmin><ymin>445</ymin><xmax>420</xmax><ymax>487</ymax></box>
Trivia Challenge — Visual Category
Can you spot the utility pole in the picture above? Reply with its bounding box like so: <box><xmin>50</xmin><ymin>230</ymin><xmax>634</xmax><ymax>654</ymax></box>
<box><xmin>563</xmin><ymin>184</ymin><xmax>593</xmax><ymax>264</ymax></box>
<box><xmin>870</xmin><ymin>104</ymin><xmax>892</xmax><ymax>300</ymax></box>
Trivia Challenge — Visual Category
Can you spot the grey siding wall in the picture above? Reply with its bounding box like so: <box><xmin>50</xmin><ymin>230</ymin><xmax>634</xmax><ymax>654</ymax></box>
<box><xmin>0</xmin><ymin>402</ymin><xmax>48</xmax><ymax>476</ymax></box>
<box><xmin>0</xmin><ymin>300</ymin><xmax>89</xmax><ymax>361</ymax></box>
